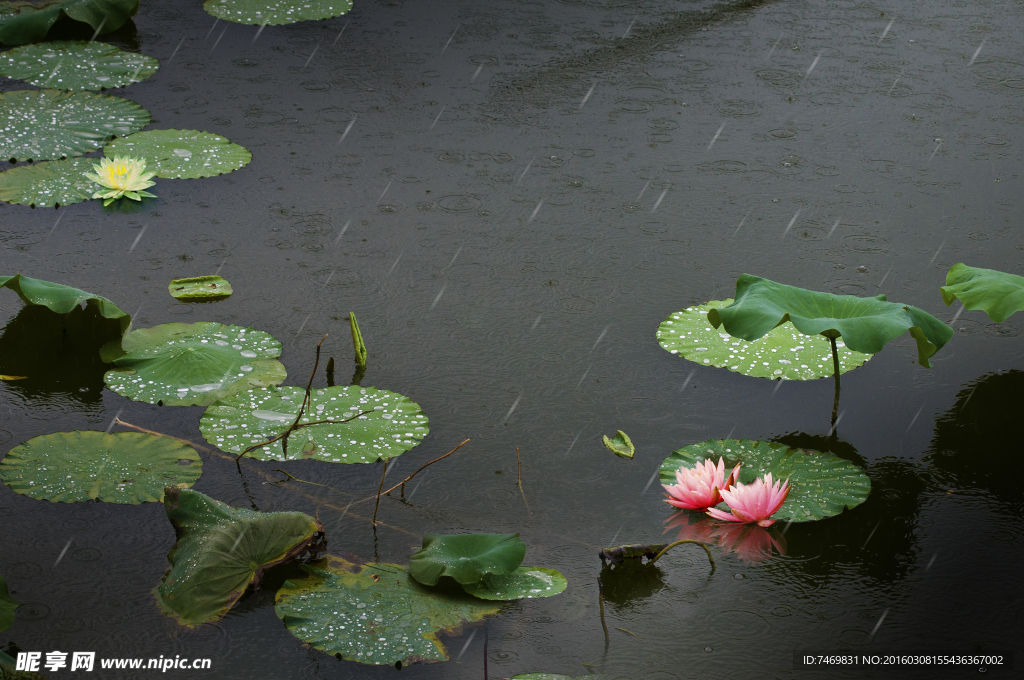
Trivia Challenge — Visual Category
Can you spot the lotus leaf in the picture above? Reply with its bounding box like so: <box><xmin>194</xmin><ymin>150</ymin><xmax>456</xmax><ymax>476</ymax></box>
<box><xmin>461</xmin><ymin>566</ymin><xmax>567</xmax><ymax>601</ymax></box>
<box><xmin>168</xmin><ymin>275</ymin><xmax>232</xmax><ymax>301</ymax></box>
<box><xmin>275</xmin><ymin>556</ymin><xmax>500</xmax><ymax>666</ymax></box>
<box><xmin>0</xmin><ymin>573</ymin><xmax>18</xmax><ymax>632</ymax></box>
<box><xmin>0</xmin><ymin>650</ymin><xmax>47</xmax><ymax>680</ymax></box>
<box><xmin>103</xmin><ymin>321</ymin><xmax>286</xmax><ymax>406</ymax></box>
<box><xmin>157</xmin><ymin>487</ymin><xmax>324</xmax><ymax>627</ymax></box>
<box><xmin>409</xmin><ymin>533</ymin><xmax>526</xmax><ymax>586</ymax></box>
<box><xmin>199</xmin><ymin>384</ymin><xmax>428</xmax><ymax>463</ymax></box>
<box><xmin>204</xmin><ymin>0</ymin><xmax>353</xmax><ymax>26</ymax></box>
<box><xmin>0</xmin><ymin>273</ymin><xmax>130</xmax><ymax>335</ymax></box>
<box><xmin>660</xmin><ymin>438</ymin><xmax>870</xmax><ymax>522</ymax></box>
<box><xmin>0</xmin><ymin>155</ymin><xmax>101</xmax><ymax>207</ymax></box>
<box><xmin>602</xmin><ymin>430</ymin><xmax>634</xmax><ymax>458</ymax></box>
<box><xmin>0</xmin><ymin>89</ymin><xmax>149</xmax><ymax>161</ymax></box>
<box><xmin>0</xmin><ymin>431</ymin><xmax>201</xmax><ymax>503</ymax></box>
<box><xmin>103</xmin><ymin>129</ymin><xmax>251</xmax><ymax>179</ymax></box>
<box><xmin>708</xmin><ymin>275</ymin><xmax>952</xmax><ymax>369</ymax></box>
<box><xmin>0</xmin><ymin>41</ymin><xmax>157</xmax><ymax>90</ymax></box>
<box><xmin>0</xmin><ymin>0</ymin><xmax>139</xmax><ymax>46</ymax></box>
<box><xmin>658</xmin><ymin>299</ymin><xmax>872</xmax><ymax>380</ymax></box>
<box><xmin>940</xmin><ymin>263</ymin><xmax>1024</xmax><ymax>323</ymax></box>
<box><xmin>512</xmin><ymin>675</ymin><xmax>602</xmax><ymax>680</ymax></box>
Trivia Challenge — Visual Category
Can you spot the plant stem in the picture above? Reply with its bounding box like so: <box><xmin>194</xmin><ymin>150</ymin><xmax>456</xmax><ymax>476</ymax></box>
<box><xmin>372</xmin><ymin>460</ymin><xmax>388</xmax><ymax>525</ymax></box>
<box><xmin>325</xmin><ymin>356</ymin><xmax>335</xmax><ymax>387</ymax></box>
<box><xmin>648</xmin><ymin>539</ymin><xmax>716</xmax><ymax>573</ymax></box>
<box><xmin>516</xmin><ymin>446</ymin><xmax>530</xmax><ymax>513</ymax></box>
<box><xmin>598</xmin><ymin>577</ymin><xmax>609</xmax><ymax>643</ymax></box>
<box><xmin>350</xmin><ymin>311</ymin><xmax>367</xmax><ymax>368</ymax></box>
<box><xmin>830</xmin><ymin>335</ymin><xmax>841</xmax><ymax>430</ymax></box>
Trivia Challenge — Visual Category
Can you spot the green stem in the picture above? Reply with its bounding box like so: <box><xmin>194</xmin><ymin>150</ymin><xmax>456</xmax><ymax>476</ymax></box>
<box><xmin>830</xmin><ymin>335</ymin><xmax>841</xmax><ymax>430</ymax></box>
<box><xmin>649</xmin><ymin>540</ymin><xmax>716</xmax><ymax>573</ymax></box>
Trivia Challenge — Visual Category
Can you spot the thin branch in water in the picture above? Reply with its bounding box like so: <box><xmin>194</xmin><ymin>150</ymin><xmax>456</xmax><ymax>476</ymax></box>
<box><xmin>516</xmin><ymin>446</ymin><xmax>530</xmax><ymax>513</ymax></box>
<box><xmin>372</xmin><ymin>460</ymin><xmax>389</xmax><ymax>525</ymax></box>
<box><xmin>616</xmin><ymin>627</ymin><xmax>642</xmax><ymax>639</ymax></box>
<box><xmin>359</xmin><ymin>439</ymin><xmax>471</xmax><ymax>503</ymax></box>
<box><xmin>598</xmin><ymin>577</ymin><xmax>609</xmax><ymax>643</ymax></box>
<box><xmin>270</xmin><ymin>469</ymin><xmax>331</xmax><ymax>488</ymax></box>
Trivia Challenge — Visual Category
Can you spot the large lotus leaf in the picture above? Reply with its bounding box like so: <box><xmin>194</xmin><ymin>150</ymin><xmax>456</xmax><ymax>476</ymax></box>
<box><xmin>169</xmin><ymin>275</ymin><xmax>232</xmax><ymax>301</ymax></box>
<box><xmin>0</xmin><ymin>573</ymin><xmax>17</xmax><ymax>632</ymax></box>
<box><xmin>660</xmin><ymin>438</ymin><xmax>870</xmax><ymax>522</ymax></box>
<box><xmin>204</xmin><ymin>0</ymin><xmax>353</xmax><ymax>26</ymax></box>
<box><xmin>461</xmin><ymin>566</ymin><xmax>567</xmax><ymax>601</ymax></box>
<box><xmin>0</xmin><ymin>156</ymin><xmax>102</xmax><ymax>207</ymax></box>
<box><xmin>103</xmin><ymin>322</ymin><xmax>286</xmax><ymax>406</ymax></box>
<box><xmin>409</xmin><ymin>533</ymin><xmax>525</xmax><ymax>586</ymax></box>
<box><xmin>0</xmin><ymin>0</ymin><xmax>138</xmax><ymax>46</ymax></box>
<box><xmin>0</xmin><ymin>89</ymin><xmax>149</xmax><ymax>161</ymax></box>
<box><xmin>157</xmin><ymin>487</ymin><xmax>323</xmax><ymax>626</ymax></box>
<box><xmin>0</xmin><ymin>431</ymin><xmax>201</xmax><ymax>503</ymax></box>
<box><xmin>940</xmin><ymin>263</ymin><xmax>1024</xmax><ymax>323</ymax></box>
<box><xmin>708</xmin><ymin>275</ymin><xmax>953</xmax><ymax>369</ymax></box>
<box><xmin>199</xmin><ymin>384</ymin><xmax>429</xmax><ymax>463</ymax></box>
<box><xmin>104</xmin><ymin>129</ymin><xmax>251</xmax><ymax>179</ymax></box>
<box><xmin>0</xmin><ymin>41</ymin><xmax>158</xmax><ymax>90</ymax></box>
<box><xmin>658</xmin><ymin>299</ymin><xmax>872</xmax><ymax>380</ymax></box>
<box><xmin>275</xmin><ymin>556</ymin><xmax>500</xmax><ymax>666</ymax></box>
<box><xmin>0</xmin><ymin>273</ymin><xmax>130</xmax><ymax>335</ymax></box>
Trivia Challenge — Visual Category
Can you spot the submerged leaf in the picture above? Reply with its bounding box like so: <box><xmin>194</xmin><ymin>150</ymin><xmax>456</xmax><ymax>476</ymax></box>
<box><xmin>0</xmin><ymin>0</ymin><xmax>139</xmax><ymax>46</ymax></box>
<box><xmin>103</xmin><ymin>321</ymin><xmax>286</xmax><ymax>406</ymax></box>
<box><xmin>276</xmin><ymin>556</ymin><xmax>499</xmax><ymax>666</ymax></box>
<box><xmin>157</xmin><ymin>487</ymin><xmax>324</xmax><ymax>627</ymax></box>
<box><xmin>461</xmin><ymin>566</ymin><xmax>567</xmax><ymax>600</ymax></box>
<box><xmin>0</xmin><ymin>573</ymin><xmax>18</xmax><ymax>632</ymax></box>
<box><xmin>940</xmin><ymin>263</ymin><xmax>1024</xmax><ymax>323</ymax></box>
<box><xmin>168</xmin><ymin>275</ymin><xmax>232</xmax><ymax>301</ymax></box>
<box><xmin>602</xmin><ymin>430</ymin><xmax>634</xmax><ymax>458</ymax></box>
<box><xmin>104</xmin><ymin>129</ymin><xmax>251</xmax><ymax>179</ymax></box>
<box><xmin>658</xmin><ymin>299</ymin><xmax>872</xmax><ymax>380</ymax></box>
<box><xmin>660</xmin><ymin>438</ymin><xmax>870</xmax><ymax>522</ymax></box>
<box><xmin>204</xmin><ymin>0</ymin><xmax>353</xmax><ymax>26</ymax></box>
<box><xmin>0</xmin><ymin>156</ymin><xmax>103</xmax><ymax>207</ymax></box>
<box><xmin>0</xmin><ymin>431</ymin><xmax>201</xmax><ymax>503</ymax></box>
<box><xmin>0</xmin><ymin>41</ymin><xmax>157</xmax><ymax>90</ymax></box>
<box><xmin>409</xmin><ymin>533</ymin><xmax>526</xmax><ymax>586</ymax></box>
<box><xmin>0</xmin><ymin>273</ymin><xmax>130</xmax><ymax>335</ymax></box>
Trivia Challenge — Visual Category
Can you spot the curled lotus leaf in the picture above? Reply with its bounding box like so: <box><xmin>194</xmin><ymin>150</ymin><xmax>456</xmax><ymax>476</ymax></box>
<box><xmin>275</xmin><ymin>556</ymin><xmax>500</xmax><ymax>666</ymax></box>
<box><xmin>940</xmin><ymin>263</ymin><xmax>1024</xmax><ymax>323</ymax></box>
<box><xmin>602</xmin><ymin>430</ymin><xmax>634</xmax><ymax>458</ymax></box>
<box><xmin>168</xmin><ymin>275</ymin><xmax>232</xmax><ymax>301</ymax></box>
<box><xmin>658</xmin><ymin>299</ymin><xmax>872</xmax><ymax>380</ymax></box>
<box><xmin>461</xmin><ymin>566</ymin><xmax>567</xmax><ymax>601</ymax></box>
<box><xmin>102</xmin><ymin>321</ymin><xmax>286</xmax><ymax>406</ymax></box>
<box><xmin>409</xmin><ymin>533</ymin><xmax>526</xmax><ymax>586</ymax></box>
<box><xmin>104</xmin><ymin>129</ymin><xmax>251</xmax><ymax>179</ymax></box>
<box><xmin>660</xmin><ymin>438</ymin><xmax>871</xmax><ymax>522</ymax></box>
<box><xmin>0</xmin><ymin>573</ymin><xmax>18</xmax><ymax>632</ymax></box>
<box><xmin>0</xmin><ymin>41</ymin><xmax>157</xmax><ymax>90</ymax></box>
<box><xmin>0</xmin><ymin>0</ymin><xmax>139</xmax><ymax>46</ymax></box>
<box><xmin>0</xmin><ymin>431</ymin><xmax>201</xmax><ymax>503</ymax></box>
<box><xmin>0</xmin><ymin>273</ymin><xmax>130</xmax><ymax>335</ymax></box>
<box><xmin>204</xmin><ymin>0</ymin><xmax>353</xmax><ymax>26</ymax></box>
<box><xmin>199</xmin><ymin>384</ymin><xmax>428</xmax><ymax>463</ymax></box>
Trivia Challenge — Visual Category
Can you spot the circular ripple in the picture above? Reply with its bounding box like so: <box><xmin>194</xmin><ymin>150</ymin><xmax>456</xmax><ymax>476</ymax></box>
<box><xmin>706</xmin><ymin>609</ymin><xmax>771</xmax><ymax>640</ymax></box>
<box><xmin>842</xmin><ymin>234</ymin><xmax>891</xmax><ymax>253</ymax></box>
<box><xmin>553</xmin><ymin>296</ymin><xmax>596</xmax><ymax>313</ymax></box>
<box><xmin>437</xmin><ymin>195</ymin><xmax>482</xmax><ymax>212</ymax></box>
<box><xmin>756</xmin><ymin>69</ymin><xmax>801</xmax><ymax>89</ymax></box>
<box><xmin>18</xmin><ymin>602</ymin><xmax>51</xmax><ymax>621</ymax></box>
<box><xmin>717</xmin><ymin>100</ymin><xmax>762</xmax><ymax>117</ymax></box>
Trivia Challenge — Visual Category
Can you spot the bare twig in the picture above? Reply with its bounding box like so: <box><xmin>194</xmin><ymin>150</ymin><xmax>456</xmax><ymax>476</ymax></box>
<box><xmin>355</xmin><ymin>439</ymin><xmax>471</xmax><ymax>504</ymax></box>
<box><xmin>516</xmin><ymin>446</ymin><xmax>530</xmax><ymax>513</ymax></box>
<box><xmin>270</xmin><ymin>469</ymin><xmax>330</xmax><ymax>488</ymax></box>
<box><xmin>616</xmin><ymin>627</ymin><xmax>642</xmax><ymax>639</ymax></box>
<box><xmin>649</xmin><ymin>539</ymin><xmax>716</xmax><ymax>573</ymax></box>
<box><xmin>598</xmin><ymin>577</ymin><xmax>609</xmax><ymax>643</ymax></box>
<box><xmin>372</xmin><ymin>460</ymin><xmax>388</xmax><ymax>525</ymax></box>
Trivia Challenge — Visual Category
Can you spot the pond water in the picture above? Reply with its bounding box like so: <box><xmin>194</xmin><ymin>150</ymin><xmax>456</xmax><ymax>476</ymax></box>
<box><xmin>1</xmin><ymin>0</ymin><xmax>1022</xmax><ymax>678</ymax></box>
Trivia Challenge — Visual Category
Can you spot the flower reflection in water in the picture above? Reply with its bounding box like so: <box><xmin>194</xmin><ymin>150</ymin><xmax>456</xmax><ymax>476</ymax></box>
<box><xmin>664</xmin><ymin>511</ymin><xmax>787</xmax><ymax>563</ymax></box>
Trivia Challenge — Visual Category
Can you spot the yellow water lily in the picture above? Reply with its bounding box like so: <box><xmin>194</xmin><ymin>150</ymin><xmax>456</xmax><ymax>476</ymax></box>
<box><xmin>83</xmin><ymin>156</ymin><xmax>157</xmax><ymax>206</ymax></box>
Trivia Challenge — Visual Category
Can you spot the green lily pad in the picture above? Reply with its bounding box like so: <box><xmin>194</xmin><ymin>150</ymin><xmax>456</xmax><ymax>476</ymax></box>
<box><xmin>602</xmin><ymin>429</ymin><xmax>634</xmax><ymax>458</ymax></box>
<box><xmin>104</xmin><ymin>129</ymin><xmax>251</xmax><ymax>179</ymax></box>
<box><xmin>204</xmin><ymin>0</ymin><xmax>353</xmax><ymax>26</ymax></box>
<box><xmin>0</xmin><ymin>431</ymin><xmax>201</xmax><ymax>503</ymax></box>
<box><xmin>409</xmin><ymin>533</ymin><xmax>525</xmax><ymax>587</ymax></box>
<box><xmin>0</xmin><ymin>155</ymin><xmax>102</xmax><ymax>207</ymax></box>
<box><xmin>103</xmin><ymin>321</ymin><xmax>286</xmax><ymax>406</ymax></box>
<box><xmin>0</xmin><ymin>273</ymin><xmax>130</xmax><ymax>335</ymax></box>
<box><xmin>0</xmin><ymin>89</ymin><xmax>149</xmax><ymax>161</ymax></box>
<box><xmin>658</xmin><ymin>299</ymin><xmax>873</xmax><ymax>380</ymax></box>
<box><xmin>275</xmin><ymin>556</ymin><xmax>500</xmax><ymax>666</ymax></box>
<box><xmin>461</xmin><ymin>566</ymin><xmax>567</xmax><ymax>601</ymax></box>
<box><xmin>0</xmin><ymin>650</ymin><xmax>47</xmax><ymax>680</ymax></box>
<box><xmin>0</xmin><ymin>0</ymin><xmax>139</xmax><ymax>46</ymax></box>
<box><xmin>168</xmin><ymin>275</ymin><xmax>232</xmax><ymax>301</ymax></box>
<box><xmin>659</xmin><ymin>438</ymin><xmax>871</xmax><ymax>522</ymax></box>
<box><xmin>0</xmin><ymin>573</ymin><xmax>18</xmax><ymax>632</ymax></box>
<box><xmin>199</xmin><ymin>384</ymin><xmax>428</xmax><ymax>463</ymax></box>
<box><xmin>0</xmin><ymin>41</ymin><xmax>157</xmax><ymax>90</ymax></box>
<box><xmin>708</xmin><ymin>275</ymin><xmax>953</xmax><ymax>369</ymax></box>
<box><xmin>157</xmin><ymin>487</ymin><xmax>324</xmax><ymax>627</ymax></box>
<box><xmin>941</xmin><ymin>263</ymin><xmax>1024</xmax><ymax>323</ymax></box>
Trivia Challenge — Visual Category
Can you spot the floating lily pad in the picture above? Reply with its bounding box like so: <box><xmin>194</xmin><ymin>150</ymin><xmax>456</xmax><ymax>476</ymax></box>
<box><xmin>204</xmin><ymin>0</ymin><xmax>353</xmax><ymax>26</ymax></box>
<box><xmin>157</xmin><ymin>487</ymin><xmax>324</xmax><ymax>627</ymax></box>
<box><xmin>103</xmin><ymin>321</ymin><xmax>286</xmax><ymax>406</ymax></box>
<box><xmin>602</xmin><ymin>429</ymin><xmax>634</xmax><ymax>458</ymax></box>
<box><xmin>104</xmin><ymin>129</ymin><xmax>251</xmax><ymax>179</ymax></box>
<box><xmin>461</xmin><ymin>566</ymin><xmax>566</xmax><ymax>601</ymax></box>
<box><xmin>941</xmin><ymin>263</ymin><xmax>1024</xmax><ymax>323</ymax></box>
<box><xmin>168</xmin><ymin>275</ymin><xmax>232</xmax><ymax>301</ymax></box>
<box><xmin>0</xmin><ymin>41</ymin><xmax>158</xmax><ymax>90</ymax></box>
<box><xmin>658</xmin><ymin>299</ymin><xmax>872</xmax><ymax>380</ymax></box>
<box><xmin>409</xmin><ymin>533</ymin><xmax>525</xmax><ymax>587</ymax></box>
<box><xmin>659</xmin><ymin>438</ymin><xmax>871</xmax><ymax>522</ymax></box>
<box><xmin>0</xmin><ymin>273</ymin><xmax>130</xmax><ymax>335</ymax></box>
<box><xmin>275</xmin><ymin>556</ymin><xmax>500</xmax><ymax>666</ymax></box>
<box><xmin>0</xmin><ymin>89</ymin><xmax>149</xmax><ymax>161</ymax></box>
<box><xmin>0</xmin><ymin>156</ymin><xmax>101</xmax><ymax>207</ymax></box>
<box><xmin>0</xmin><ymin>573</ymin><xmax>17</xmax><ymax>632</ymax></box>
<box><xmin>0</xmin><ymin>0</ymin><xmax>139</xmax><ymax>46</ymax></box>
<box><xmin>0</xmin><ymin>650</ymin><xmax>47</xmax><ymax>680</ymax></box>
<box><xmin>199</xmin><ymin>384</ymin><xmax>428</xmax><ymax>463</ymax></box>
<box><xmin>0</xmin><ymin>431</ymin><xmax>201</xmax><ymax>503</ymax></box>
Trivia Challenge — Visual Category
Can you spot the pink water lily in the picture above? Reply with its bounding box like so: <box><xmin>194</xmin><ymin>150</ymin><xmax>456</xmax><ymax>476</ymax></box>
<box><xmin>707</xmin><ymin>472</ymin><xmax>790</xmax><ymax>527</ymax></box>
<box><xmin>663</xmin><ymin>457</ymin><xmax>741</xmax><ymax>511</ymax></box>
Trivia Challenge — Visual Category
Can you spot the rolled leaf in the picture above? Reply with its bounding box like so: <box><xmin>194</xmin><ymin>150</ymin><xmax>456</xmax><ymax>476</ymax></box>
<box><xmin>940</xmin><ymin>263</ymin><xmax>1024</xmax><ymax>323</ymax></box>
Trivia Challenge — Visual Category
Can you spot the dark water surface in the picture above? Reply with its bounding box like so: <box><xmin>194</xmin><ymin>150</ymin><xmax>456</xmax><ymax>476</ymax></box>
<box><xmin>1</xmin><ymin>0</ymin><xmax>1022</xmax><ymax>678</ymax></box>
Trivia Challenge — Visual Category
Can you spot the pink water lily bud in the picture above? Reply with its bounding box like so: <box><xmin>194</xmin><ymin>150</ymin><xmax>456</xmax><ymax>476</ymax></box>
<box><xmin>663</xmin><ymin>457</ymin><xmax>742</xmax><ymax>511</ymax></box>
<box><xmin>707</xmin><ymin>472</ymin><xmax>790</xmax><ymax>527</ymax></box>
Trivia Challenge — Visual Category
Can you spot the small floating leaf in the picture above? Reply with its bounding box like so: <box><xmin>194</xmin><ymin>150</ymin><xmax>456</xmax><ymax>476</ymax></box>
<box><xmin>276</xmin><ymin>556</ymin><xmax>500</xmax><ymax>666</ymax></box>
<box><xmin>461</xmin><ymin>566</ymin><xmax>567</xmax><ymax>600</ymax></box>
<box><xmin>0</xmin><ymin>89</ymin><xmax>150</xmax><ymax>161</ymax></box>
<box><xmin>0</xmin><ymin>273</ymin><xmax>130</xmax><ymax>335</ymax></box>
<box><xmin>204</xmin><ymin>0</ymin><xmax>353</xmax><ymax>26</ymax></box>
<box><xmin>104</xmin><ymin>129</ymin><xmax>251</xmax><ymax>179</ymax></box>
<box><xmin>103</xmin><ymin>321</ymin><xmax>286</xmax><ymax>406</ymax></box>
<box><xmin>941</xmin><ymin>263</ymin><xmax>1024</xmax><ymax>323</ymax></box>
<box><xmin>602</xmin><ymin>430</ymin><xmax>634</xmax><ymax>458</ymax></box>
<box><xmin>0</xmin><ymin>573</ymin><xmax>18</xmax><ymax>632</ymax></box>
<box><xmin>0</xmin><ymin>41</ymin><xmax>158</xmax><ymax>90</ymax></box>
<box><xmin>157</xmin><ymin>487</ymin><xmax>324</xmax><ymax>627</ymax></box>
<box><xmin>409</xmin><ymin>533</ymin><xmax>525</xmax><ymax>586</ymax></box>
<box><xmin>168</xmin><ymin>275</ymin><xmax>232</xmax><ymax>301</ymax></box>
<box><xmin>0</xmin><ymin>0</ymin><xmax>139</xmax><ymax>46</ymax></box>
<box><xmin>0</xmin><ymin>431</ymin><xmax>201</xmax><ymax>503</ymax></box>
